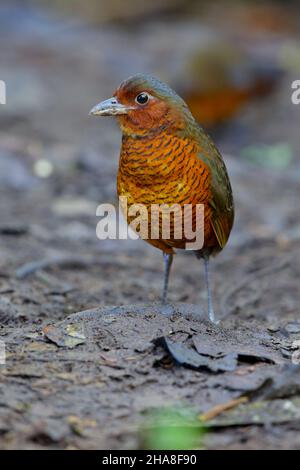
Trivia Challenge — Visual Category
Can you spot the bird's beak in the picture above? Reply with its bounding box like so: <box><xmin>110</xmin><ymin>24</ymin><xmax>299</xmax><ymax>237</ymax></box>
<box><xmin>89</xmin><ymin>97</ymin><xmax>132</xmax><ymax>116</ymax></box>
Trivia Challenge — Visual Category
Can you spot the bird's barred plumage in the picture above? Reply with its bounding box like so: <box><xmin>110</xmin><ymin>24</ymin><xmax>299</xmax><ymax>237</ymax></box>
<box><xmin>118</xmin><ymin>130</ymin><xmax>216</xmax><ymax>253</ymax></box>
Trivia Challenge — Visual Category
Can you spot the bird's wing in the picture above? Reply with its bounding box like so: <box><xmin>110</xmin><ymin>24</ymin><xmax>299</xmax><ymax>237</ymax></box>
<box><xmin>195</xmin><ymin>127</ymin><xmax>234</xmax><ymax>249</ymax></box>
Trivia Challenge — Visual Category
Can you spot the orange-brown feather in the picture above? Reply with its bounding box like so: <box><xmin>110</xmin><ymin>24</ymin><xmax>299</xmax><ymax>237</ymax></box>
<box><xmin>117</xmin><ymin>130</ymin><xmax>218</xmax><ymax>254</ymax></box>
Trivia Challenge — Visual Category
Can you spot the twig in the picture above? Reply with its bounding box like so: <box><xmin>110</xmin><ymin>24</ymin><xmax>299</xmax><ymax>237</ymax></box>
<box><xmin>199</xmin><ymin>396</ymin><xmax>248</xmax><ymax>422</ymax></box>
<box><xmin>15</xmin><ymin>255</ymin><xmax>96</xmax><ymax>279</ymax></box>
<box><xmin>15</xmin><ymin>254</ymin><xmax>136</xmax><ymax>279</ymax></box>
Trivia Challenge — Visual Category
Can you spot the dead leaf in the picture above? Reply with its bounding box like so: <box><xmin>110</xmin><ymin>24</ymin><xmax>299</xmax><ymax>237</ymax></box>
<box><xmin>43</xmin><ymin>323</ymin><xmax>86</xmax><ymax>348</ymax></box>
<box><xmin>154</xmin><ymin>337</ymin><xmax>238</xmax><ymax>373</ymax></box>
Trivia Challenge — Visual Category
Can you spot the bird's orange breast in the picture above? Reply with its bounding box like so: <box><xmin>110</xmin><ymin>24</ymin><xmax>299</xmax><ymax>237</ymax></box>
<box><xmin>117</xmin><ymin>131</ymin><xmax>218</xmax><ymax>253</ymax></box>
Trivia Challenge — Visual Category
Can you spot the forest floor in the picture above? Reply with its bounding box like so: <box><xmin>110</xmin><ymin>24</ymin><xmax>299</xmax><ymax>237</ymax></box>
<box><xmin>1</xmin><ymin>0</ymin><xmax>300</xmax><ymax>449</ymax></box>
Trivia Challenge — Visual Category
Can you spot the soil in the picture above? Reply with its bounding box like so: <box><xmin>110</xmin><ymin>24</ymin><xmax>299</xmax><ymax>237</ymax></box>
<box><xmin>1</xmin><ymin>0</ymin><xmax>300</xmax><ymax>450</ymax></box>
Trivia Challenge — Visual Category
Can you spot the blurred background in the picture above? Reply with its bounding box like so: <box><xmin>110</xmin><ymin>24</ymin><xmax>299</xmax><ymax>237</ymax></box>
<box><xmin>1</xmin><ymin>0</ymin><xmax>300</xmax><ymax>450</ymax></box>
<box><xmin>1</xmin><ymin>0</ymin><xmax>300</xmax><ymax>309</ymax></box>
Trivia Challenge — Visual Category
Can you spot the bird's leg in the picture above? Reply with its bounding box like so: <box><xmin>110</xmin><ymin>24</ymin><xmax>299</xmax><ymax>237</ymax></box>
<box><xmin>203</xmin><ymin>254</ymin><xmax>219</xmax><ymax>324</ymax></box>
<box><xmin>162</xmin><ymin>252</ymin><xmax>173</xmax><ymax>304</ymax></box>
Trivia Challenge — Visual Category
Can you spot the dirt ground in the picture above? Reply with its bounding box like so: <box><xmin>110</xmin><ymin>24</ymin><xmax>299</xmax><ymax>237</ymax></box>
<box><xmin>1</xmin><ymin>1</ymin><xmax>300</xmax><ymax>449</ymax></box>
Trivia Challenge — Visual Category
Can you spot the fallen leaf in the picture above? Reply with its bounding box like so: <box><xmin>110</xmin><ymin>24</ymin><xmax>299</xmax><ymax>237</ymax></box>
<box><xmin>43</xmin><ymin>323</ymin><xmax>86</xmax><ymax>348</ymax></box>
<box><xmin>154</xmin><ymin>337</ymin><xmax>238</xmax><ymax>373</ymax></box>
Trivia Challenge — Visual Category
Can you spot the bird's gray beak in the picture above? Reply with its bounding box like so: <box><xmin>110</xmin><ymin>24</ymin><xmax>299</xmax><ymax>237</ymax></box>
<box><xmin>89</xmin><ymin>97</ymin><xmax>132</xmax><ymax>116</ymax></box>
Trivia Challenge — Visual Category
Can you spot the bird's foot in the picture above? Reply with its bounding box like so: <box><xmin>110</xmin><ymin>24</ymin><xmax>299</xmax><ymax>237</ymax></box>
<box><xmin>208</xmin><ymin>309</ymin><xmax>220</xmax><ymax>325</ymax></box>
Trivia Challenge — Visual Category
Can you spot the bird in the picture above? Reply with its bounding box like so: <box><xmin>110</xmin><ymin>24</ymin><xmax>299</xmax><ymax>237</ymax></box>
<box><xmin>90</xmin><ymin>74</ymin><xmax>234</xmax><ymax>323</ymax></box>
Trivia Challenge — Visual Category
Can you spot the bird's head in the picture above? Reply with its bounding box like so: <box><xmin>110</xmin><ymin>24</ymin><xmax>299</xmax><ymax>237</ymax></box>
<box><xmin>90</xmin><ymin>74</ymin><xmax>193</xmax><ymax>137</ymax></box>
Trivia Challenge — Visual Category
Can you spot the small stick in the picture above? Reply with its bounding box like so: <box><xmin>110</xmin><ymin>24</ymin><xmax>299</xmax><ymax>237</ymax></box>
<box><xmin>199</xmin><ymin>396</ymin><xmax>248</xmax><ymax>422</ymax></box>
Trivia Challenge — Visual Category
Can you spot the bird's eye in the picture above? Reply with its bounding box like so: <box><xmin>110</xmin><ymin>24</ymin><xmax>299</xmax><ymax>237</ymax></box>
<box><xmin>135</xmin><ymin>92</ymin><xmax>149</xmax><ymax>105</ymax></box>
